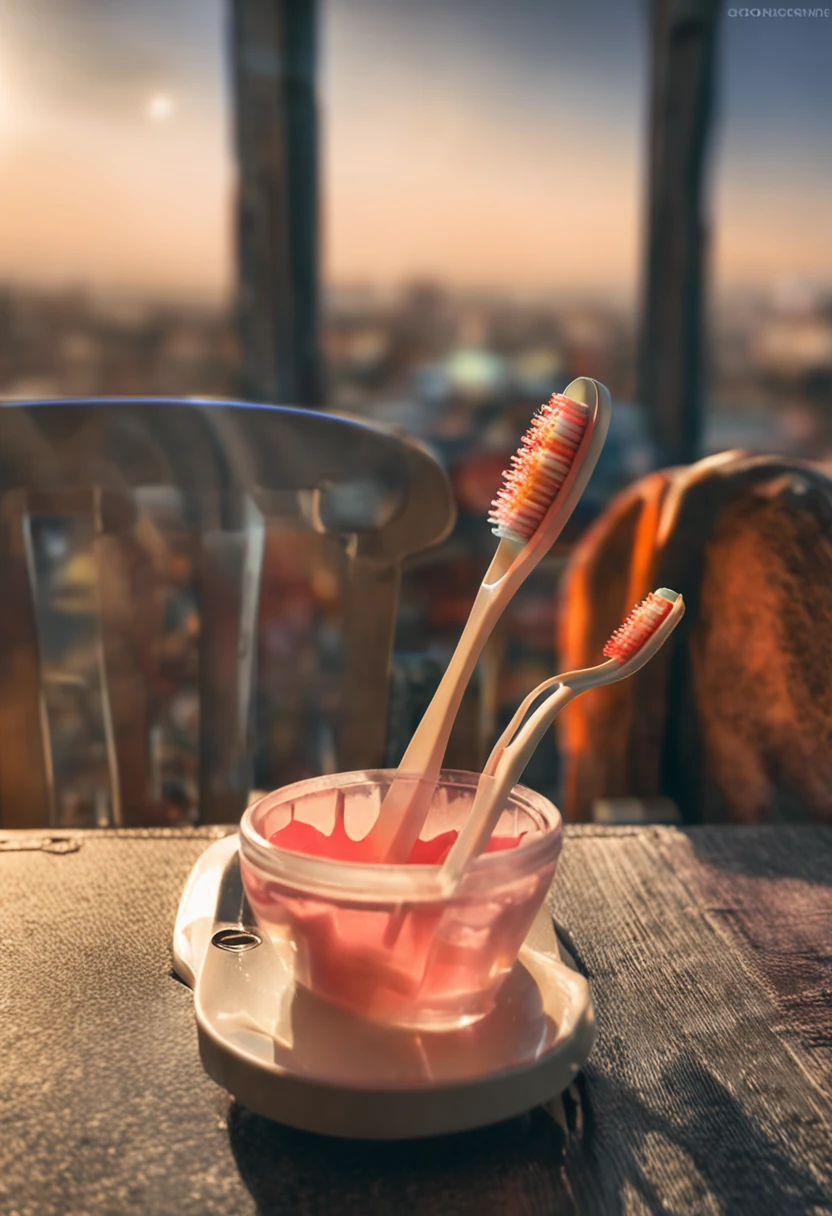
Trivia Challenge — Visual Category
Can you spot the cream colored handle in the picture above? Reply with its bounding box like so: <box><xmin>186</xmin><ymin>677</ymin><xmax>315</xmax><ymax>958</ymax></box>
<box><xmin>440</xmin><ymin>595</ymin><xmax>686</xmax><ymax>891</ymax></box>
<box><xmin>483</xmin><ymin>660</ymin><xmax>620</xmax><ymax>776</ymax></box>
<box><xmin>370</xmin><ymin>378</ymin><xmax>612</xmax><ymax>863</ymax></box>
<box><xmin>362</xmin><ymin>576</ymin><xmax>504</xmax><ymax>861</ymax></box>
<box><xmin>440</xmin><ymin>682</ymin><xmax>577</xmax><ymax>891</ymax></box>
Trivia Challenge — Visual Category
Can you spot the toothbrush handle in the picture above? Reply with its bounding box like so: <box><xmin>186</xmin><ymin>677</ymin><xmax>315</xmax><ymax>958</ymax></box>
<box><xmin>366</xmin><ymin>578</ymin><xmax>503</xmax><ymax>861</ymax></box>
<box><xmin>483</xmin><ymin>659</ymin><xmax>620</xmax><ymax>777</ymax></box>
<box><xmin>441</xmin><ymin>683</ymin><xmax>577</xmax><ymax>889</ymax></box>
<box><xmin>485</xmin><ymin>677</ymin><xmax>564</xmax><ymax>774</ymax></box>
<box><xmin>370</xmin><ymin>380</ymin><xmax>611</xmax><ymax>863</ymax></box>
<box><xmin>442</xmin><ymin>636</ymin><xmax>679</xmax><ymax>891</ymax></box>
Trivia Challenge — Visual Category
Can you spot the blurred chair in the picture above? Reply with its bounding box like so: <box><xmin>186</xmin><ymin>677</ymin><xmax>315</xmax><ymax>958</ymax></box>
<box><xmin>0</xmin><ymin>400</ymin><xmax>454</xmax><ymax>829</ymax></box>
<box><xmin>557</xmin><ymin>450</ymin><xmax>832</xmax><ymax>825</ymax></box>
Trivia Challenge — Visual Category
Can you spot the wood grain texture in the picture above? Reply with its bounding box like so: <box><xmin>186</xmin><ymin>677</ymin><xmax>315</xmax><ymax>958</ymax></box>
<box><xmin>552</xmin><ymin>826</ymin><xmax>832</xmax><ymax>1215</ymax></box>
<box><xmin>1</xmin><ymin>826</ymin><xmax>830</xmax><ymax>1215</ymax></box>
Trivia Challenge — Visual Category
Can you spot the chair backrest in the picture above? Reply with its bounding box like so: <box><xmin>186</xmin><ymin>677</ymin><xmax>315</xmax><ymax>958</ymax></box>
<box><xmin>557</xmin><ymin>450</ymin><xmax>832</xmax><ymax>825</ymax></box>
<box><xmin>0</xmin><ymin>400</ymin><xmax>454</xmax><ymax>829</ymax></box>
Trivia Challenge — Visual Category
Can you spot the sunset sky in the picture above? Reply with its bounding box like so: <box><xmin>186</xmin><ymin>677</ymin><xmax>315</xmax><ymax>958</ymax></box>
<box><xmin>0</xmin><ymin>0</ymin><xmax>830</xmax><ymax>305</ymax></box>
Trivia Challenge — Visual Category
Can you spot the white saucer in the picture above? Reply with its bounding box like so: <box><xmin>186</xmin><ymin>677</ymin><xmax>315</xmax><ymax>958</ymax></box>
<box><xmin>173</xmin><ymin>835</ymin><xmax>595</xmax><ymax>1140</ymax></box>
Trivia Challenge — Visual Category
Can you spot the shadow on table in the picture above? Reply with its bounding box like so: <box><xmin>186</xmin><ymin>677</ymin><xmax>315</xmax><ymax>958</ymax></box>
<box><xmin>228</xmin><ymin>1052</ymin><xmax>828</xmax><ymax>1216</ymax></box>
<box><xmin>228</xmin><ymin>1101</ymin><xmax>574</xmax><ymax>1216</ymax></box>
<box><xmin>682</xmin><ymin>824</ymin><xmax>832</xmax><ymax>888</ymax></box>
<box><xmin>570</xmin><ymin>1060</ymin><xmax>830</xmax><ymax>1215</ymax></box>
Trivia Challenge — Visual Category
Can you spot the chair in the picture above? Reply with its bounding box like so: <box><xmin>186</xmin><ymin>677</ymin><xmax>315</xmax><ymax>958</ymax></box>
<box><xmin>0</xmin><ymin>400</ymin><xmax>455</xmax><ymax>829</ymax></box>
<box><xmin>557</xmin><ymin>451</ymin><xmax>832</xmax><ymax>825</ymax></box>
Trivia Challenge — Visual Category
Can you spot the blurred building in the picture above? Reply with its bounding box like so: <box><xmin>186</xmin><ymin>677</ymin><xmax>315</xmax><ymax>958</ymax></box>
<box><xmin>2</xmin><ymin>273</ymin><xmax>831</xmax><ymax>799</ymax></box>
<box><xmin>0</xmin><ymin>288</ymin><xmax>238</xmax><ymax>404</ymax></box>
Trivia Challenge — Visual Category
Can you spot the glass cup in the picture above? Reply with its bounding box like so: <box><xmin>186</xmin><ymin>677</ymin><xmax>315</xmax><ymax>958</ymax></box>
<box><xmin>239</xmin><ymin>769</ymin><xmax>562</xmax><ymax>1031</ymax></box>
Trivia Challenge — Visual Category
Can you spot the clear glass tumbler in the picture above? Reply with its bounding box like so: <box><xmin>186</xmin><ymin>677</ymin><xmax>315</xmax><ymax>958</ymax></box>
<box><xmin>239</xmin><ymin>769</ymin><xmax>562</xmax><ymax>1031</ymax></box>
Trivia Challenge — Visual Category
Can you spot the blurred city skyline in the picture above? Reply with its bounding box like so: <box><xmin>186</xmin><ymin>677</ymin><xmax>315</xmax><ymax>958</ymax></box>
<box><xmin>0</xmin><ymin>0</ymin><xmax>830</xmax><ymax>307</ymax></box>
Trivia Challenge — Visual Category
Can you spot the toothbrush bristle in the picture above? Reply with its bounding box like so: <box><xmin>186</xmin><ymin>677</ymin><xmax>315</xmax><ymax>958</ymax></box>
<box><xmin>602</xmin><ymin>590</ymin><xmax>679</xmax><ymax>663</ymax></box>
<box><xmin>488</xmin><ymin>393</ymin><xmax>590</xmax><ymax>543</ymax></box>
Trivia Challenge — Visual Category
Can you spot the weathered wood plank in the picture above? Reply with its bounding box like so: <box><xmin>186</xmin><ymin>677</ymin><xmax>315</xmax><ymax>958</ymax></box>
<box><xmin>1</xmin><ymin>827</ymin><xmax>830</xmax><ymax>1215</ymax></box>
<box><xmin>552</xmin><ymin>826</ymin><xmax>832</xmax><ymax>1213</ymax></box>
<box><xmin>657</xmin><ymin>826</ymin><xmax>832</xmax><ymax>1101</ymax></box>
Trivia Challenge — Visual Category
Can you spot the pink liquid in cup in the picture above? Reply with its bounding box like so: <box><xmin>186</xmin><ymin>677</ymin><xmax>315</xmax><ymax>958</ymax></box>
<box><xmin>239</xmin><ymin>770</ymin><xmax>562</xmax><ymax>1030</ymax></box>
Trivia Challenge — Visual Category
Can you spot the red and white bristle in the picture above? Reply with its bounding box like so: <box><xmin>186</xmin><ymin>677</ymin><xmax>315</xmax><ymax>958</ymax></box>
<box><xmin>602</xmin><ymin>589</ymin><xmax>679</xmax><ymax>664</ymax></box>
<box><xmin>488</xmin><ymin>392</ymin><xmax>590</xmax><ymax>544</ymax></box>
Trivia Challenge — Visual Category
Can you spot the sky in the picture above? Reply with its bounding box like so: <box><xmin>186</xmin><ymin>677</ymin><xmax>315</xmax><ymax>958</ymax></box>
<box><xmin>0</xmin><ymin>0</ymin><xmax>829</xmax><ymax>305</ymax></box>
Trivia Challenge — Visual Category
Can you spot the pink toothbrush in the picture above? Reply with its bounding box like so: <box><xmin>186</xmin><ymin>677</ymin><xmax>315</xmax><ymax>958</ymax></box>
<box><xmin>367</xmin><ymin>377</ymin><xmax>612</xmax><ymax>863</ymax></box>
<box><xmin>439</xmin><ymin>588</ymin><xmax>685</xmax><ymax>892</ymax></box>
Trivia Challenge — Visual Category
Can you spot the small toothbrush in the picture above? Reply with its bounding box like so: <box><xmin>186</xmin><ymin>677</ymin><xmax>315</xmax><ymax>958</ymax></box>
<box><xmin>438</xmin><ymin>588</ymin><xmax>684</xmax><ymax>893</ymax></box>
<box><xmin>367</xmin><ymin>377</ymin><xmax>613</xmax><ymax>863</ymax></box>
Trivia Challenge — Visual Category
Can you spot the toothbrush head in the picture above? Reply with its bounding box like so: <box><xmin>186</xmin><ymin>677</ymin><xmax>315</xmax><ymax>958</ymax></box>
<box><xmin>602</xmin><ymin>588</ymin><xmax>681</xmax><ymax>664</ymax></box>
<box><xmin>488</xmin><ymin>392</ymin><xmax>591</xmax><ymax>544</ymax></box>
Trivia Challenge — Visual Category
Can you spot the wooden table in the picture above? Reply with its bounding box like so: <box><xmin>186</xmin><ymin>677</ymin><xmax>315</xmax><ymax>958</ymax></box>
<box><xmin>2</xmin><ymin>825</ymin><xmax>830</xmax><ymax>1215</ymax></box>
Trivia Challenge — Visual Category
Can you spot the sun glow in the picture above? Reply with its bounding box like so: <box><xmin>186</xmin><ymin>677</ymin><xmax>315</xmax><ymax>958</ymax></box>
<box><xmin>147</xmin><ymin>94</ymin><xmax>175</xmax><ymax>122</ymax></box>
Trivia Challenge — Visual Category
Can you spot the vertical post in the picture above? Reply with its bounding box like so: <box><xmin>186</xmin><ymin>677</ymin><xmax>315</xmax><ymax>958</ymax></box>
<box><xmin>230</xmin><ymin>0</ymin><xmax>321</xmax><ymax>406</ymax></box>
<box><xmin>637</xmin><ymin>0</ymin><xmax>722</xmax><ymax>466</ymax></box>
<box><xmin>0</xmin><ymin>494</ymin><xmax>52</xmax><ymax>829</ymax></box>
<box><xmin>198</xmin><ymin>496</ymin><xmax>266</xmax><ymax>824</ymax></box>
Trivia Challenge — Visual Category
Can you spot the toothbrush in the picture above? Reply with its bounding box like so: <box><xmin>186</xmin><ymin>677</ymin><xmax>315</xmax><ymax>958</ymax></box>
<box><xmin>438</xmin><ymin>588</ymin><xmax>685</xmax><ymax>893</ymax></box>
<box><xmin>367</xmin><ymin>377</ymin><xmax>612</xmax><ymax>863</ymax></box>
